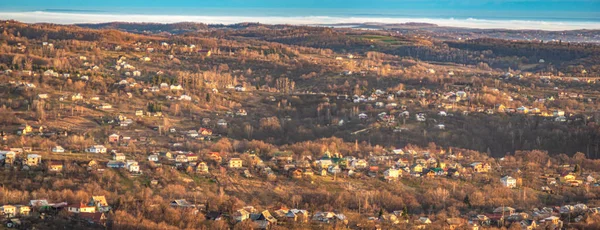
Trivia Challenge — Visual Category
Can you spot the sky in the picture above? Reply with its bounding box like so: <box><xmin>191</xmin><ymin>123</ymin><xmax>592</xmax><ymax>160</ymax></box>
<box><xmin>1</xmin><ymin>0</ymin><xmax>599</xmax><ymax>12</ymax></box>
<box><xmin>0</xmin><ymin>0</ymin><xmax>598</xmax><ymax>30</ymax></box>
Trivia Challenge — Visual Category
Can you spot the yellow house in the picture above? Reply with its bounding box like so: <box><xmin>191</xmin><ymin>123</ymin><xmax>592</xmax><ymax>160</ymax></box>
<box><xmin>16</xmin><ymin>205</ymin><xmax>30</xmax><ymax>216</ymax></box>
<box><xmin>412</xmin><ymin>164</ymin><xmax>423</xmax><ymax>173</ymax></box>
<box><xmin>229</xmin><ymin>158</ymin><xmax>243</xmax><ymax>168</ymax></box>
<box><xmin>438</xmin><ymin>162</ymin><xmax>447</xmax><ymax>169</ymax></box>
<box><xmin>48</xmin><ymin>162</ymin><xmax>63</xmax><ymax>172</ymax></box>
<box><xmin>561</xmin><ymin>173</ymin><xmax>576</xmax><ymax>183</ymax></box>
<box><xmin>1</xmin><ymin>205</ymin><xmax>16</xmax><ymax>217</ymax></box>
<box><xmin>196</xmin><ymin>162</ymin><xmax>209</xmax><ymax>173</ymax></box>
<box><xmin>18</xmin><ymin>124</ymin><xmax>33</xmax><ymax>135</ymax></box>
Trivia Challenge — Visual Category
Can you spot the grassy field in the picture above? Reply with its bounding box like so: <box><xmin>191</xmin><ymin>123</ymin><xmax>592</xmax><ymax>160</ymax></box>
<box><xmin>354</xmin><ymin>35</ymin><xmax>414</xmax><ymax>46</ymax></box>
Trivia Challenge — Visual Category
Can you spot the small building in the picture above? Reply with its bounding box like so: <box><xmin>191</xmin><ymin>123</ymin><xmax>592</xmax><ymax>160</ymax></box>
<box><xmin>112</xmin><ymin>152</ymin><xmax>126</xmax><ymax>161</ymax></box>
<box><xmin>147</xmin><ymin>154</ymin><xmax>159</xmax><ymax>162</ymax></box>
<box><xmin>1</xmin><ymin>205</ymin><xmax>17</xmax><ymax>217</ymax></box>
<box><xmin>67</xmin><ymin>203</ymin><xmax>96</xmax><ymax>213</ymax></box>
<box><xmin>196</xmin><ymin>162</ymin><xmax>209</xmax><ymax>174</ymax></box>
<box><xmin>229</xmin><ymin>158</ymin><xmax>243</xmax><ymax>168</ymax></box>
<box><xmin>108</xmin><ymin>134</ymin><xmax>120</xmax><ymax>143</ymax></box>
<box><xmin>52</xmin><ymin>146</ymin><xmax>65</xmax><ymax>153</ymax></box>
<box><xmin>25</xmin><ymin>154</ymin><xmax>42</xmax><ymax>167</ymax></box>
<box><xmin>48</xmin><ymin>161</ymin><xmax>64</xmax><ymax>172</ymax></box>
<box><xmin>87</xmin><ymin>145</ymin><xmax>107</xmax><ymax>154</ymax></box>
<box><xmin>106</xmin><ymin>161</ymin><xmax>126</xmax><ymax>168</ymax></box>
<box><xmin>383</xmin><ymin>168</ymin><xmax>400</xmax><ymax>180</ymax></box>
<box><xmin>217</xmin><ymin>119</ymin><xmax>228</xmax><ymax>127</ymax></box>
<box><xmin>501</xmin><ymin>176</ymin><xmax>517</xmax><ymax>188</ymax></box>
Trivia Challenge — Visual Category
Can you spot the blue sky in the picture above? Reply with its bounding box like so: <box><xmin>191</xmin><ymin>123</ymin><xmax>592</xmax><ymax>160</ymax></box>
<box><xmin>1</xmin><ymin>0</ymin><xmax>599</xmax><ymax>12</ymax></box>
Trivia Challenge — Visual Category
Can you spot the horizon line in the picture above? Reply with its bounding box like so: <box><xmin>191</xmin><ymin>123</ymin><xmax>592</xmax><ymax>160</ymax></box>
<box><xmin>0</xmin><ymin>11</ymin><xmax>599</xmax><ymax>31</ymax></box>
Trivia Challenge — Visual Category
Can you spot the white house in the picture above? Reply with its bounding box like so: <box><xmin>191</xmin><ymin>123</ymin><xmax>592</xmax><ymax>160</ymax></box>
<box><xmin>148</xmin><ymin>154</ymin><xmax>159</xmax><ymax>162</ymax></box>
<box><xmin>52</xmin><ymin>146</ymin><xmax>65</xmax><ymax>153</ymax></box>
<box><xmin>235</xmin><ymin>85</ymin><xmax>246</xmax><ymax>92</ymax></box>
<box><xmin>87</xmin><ymin>145</ymin><xmax>107</xmax><ymax>154</ymax></box>
<box><xmin>126</xmin><ymin>160</ymin><xmax>140</xmax><ymax>173</ymax></box>
<box><xmin>501</xmin><ymin>176</ymin><xmax>517</xmax><ymax>188</ymax></box>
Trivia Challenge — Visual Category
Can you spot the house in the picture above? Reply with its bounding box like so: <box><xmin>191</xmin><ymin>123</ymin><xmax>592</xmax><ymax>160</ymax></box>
<box><xmin>328</xmin><ymin>165</ymin><xmax>341</xmax><ymax>174</ymax></box>
<box><xmin>416</xmin><ymin>217</ymin><xmax>432</xmax><ymax>229</ymax></box>
<box><xmin>217</xmin><ymin>119</ymin><xmax>228</xmax><ymax>127</ymax></box>
<box><xmin>15</xmin><ymin>205</ymin><xmax>30</xmax><ymax>216</ymax></box>
<box><xmin>411</xmin><ymin>164</ymin><xmax>424</xmax><ymax>173</ymax></box>
<box><xmin>250</xmin><ymin>210</ymin><xmax>278</xmax><ymax>229</ymax></box>
<box><xmin>67</xmin><ymin>203</ymin><xmax>96</xmax><ymax>213</ymax></box>
<box><xmin>108</xmin><ymin>134</ymin><xmax>120</xmax><ymax>143</ymax></box>
<box><xmin>1</xmin><ymin>205</ymin><xmax>16</xmax><ymax>217</ymax></box>
<box><xmin>175</xmin><ymin>154</ymin><xmax>188</xmax><ymax>163</ymax></box>
<box><xmin>0</xmin><ymin>150</ymin><xmax>16</xmax><ymax>164</ymax></box>
<box><xmin>48</xmin><ymin>161</ymin><xmax>63</xmax><ymax>172</ymax></box>
<box><xmin>186</xmin><ymin>153</ymin><xmax>199</xmax><ymax>162</ymax></box>
<box><xmin>205</xmin><ymin>152</ymin><xmax>221</xmax><ymax>164</ymax></box>
<box><xmin>517</xmin><ymin>106</ymin><xmax>529</xmax><ymax>114</ymax></box>
<box><xmin>233</xmin><ymin>209</ymin><xmax>251</xmax><ymax>222</ymax></box>
<box><xmin>543</xmin><ymin>216</ymin><xmax>562</xmax><ymax>228</ymax></box>
<box><xmin>106</xmin><ymin>161</ymin><xmax>126</xmax><ymax>168</ymax></box>
<box><xmin>199</xmin><ymin>128</ymin><xmax>213</xmax><ymax>136</ymax></box>
<box><xmin>25</xmin><ymin>154</ymin><xmax>42</xmax><ymax>166</ymax></box>
<box><xmin>384</xmin><ymin>168</ymin><xmax>400</xmax><ymax>180</ymax></box>
<box><xmin>87</xmin><ymin>145</ymin><xmax>107</xmax><ymax>154</ymax></box>
<box><xmin>520</xmin><ymin>220</ymin><xmax>538</xmax><ymax>230</ymax></box>
<box><xmin>470</xmin><ymin>162</ymin><xmax>490</xmax><ymax>173</ymax></box>
<box><xmin>17</xmin><ymin>124</ymin><xmax>33</xmax><ymax>135</ymax></box>
<box><xmin>97</xmin><ymin>104</ymin><xmax>112</xmax><ymax>110</ymax></box>
<box><xmin>351</xmin><ymin>159</ymin><xmax>368</xmax><ymax>169</ymax></box>
<box><xmin>493</xmin><ymin>207</ymin><xmax>516</xmax><ymax>216</ymax></box>
<box><xmin>234</xmin><ymin>85</ymin><xmax>246</xmax><ymax>92</ymax></box>
<box><xmin>170</xmin><ymin>84</ymin><xmax>183</xmax><ymax>91</ymax></box>
<box><xmin>89</xmin><ymin>196</ymin><xmax>109</xmax><ymax>210</ymax></box>
<box><xmin>127</xmin><ymin>161</ymin><xmax>140</xmax><ymax>173</ymax></box>
<box><xmin>71</xmin><ymin>93</ymin><xmax>83</xmax><ymax>101</ymax></box>
<box><xmin>560</xmin><ymin>173</ymin><xmax>577</xmax><ymax>183</ymax></box>
<box><xmin>553</xmin><ymin>110</ymin><xmax>565</xmax><ymax>117</ymax></box>
<box><xmin>229</xmin><ymin>158</ymin><xmax>243</xmax><ymax>168</ymax></box>
<box><xmin>446</xmin><ymin>218</ymin><xmax>465</xmax><ymax>230</ymax></box>
<box><xmin>312</xmin><ymin>212</ymin><xmax>347</xmax><ymax>225</ymax></box>
<box><xmin>170</xmin><ymin>199</ymin><xmax>195</xmax><ymax>208</ymax></box>
<box><xmin>501</xmin><ymin>176</ymin><xmax>517</xmax><ymax>188</ymax></box>
<box><xmin>147</xmin><ymin>154</ymin><xmax>159</xmax><ymax>162</ymax></box>
<box><xmin>186</xmin><ymin>130</ymin><xmax>199</xmax><ymax>138</ymax></box>
<box><xmin>286</xmin><ymin>209</ymin><xmax>309</xmax><ymax>222</ymax></box>
<box><xmin>112</xmin><ymin>152</ymin><xmax>126</xmax><ymax>161</ymax></box>
<box><xmin>52</xmin><ymin>146</ymin><xmax>65</xmax><ymax>153</ymax></box>
<box><xmin>196</xmin><ymin>162</ymin><xmax>209</xmax><ymax>174</ymax></box>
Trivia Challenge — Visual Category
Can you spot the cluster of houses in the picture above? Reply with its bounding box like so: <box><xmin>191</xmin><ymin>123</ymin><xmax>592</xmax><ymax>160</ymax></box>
<box><xmin>1</xmin><ymin>197</ymin><xmax>110</xmax><ymax>227</ymax></box>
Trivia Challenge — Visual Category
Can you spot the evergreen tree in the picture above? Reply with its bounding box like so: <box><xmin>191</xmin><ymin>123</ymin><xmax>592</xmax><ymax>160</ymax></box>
<box><xmin>463</xmin><ymin>195</ymin><xmax>471</xmax><ymax>208</ymax></box>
